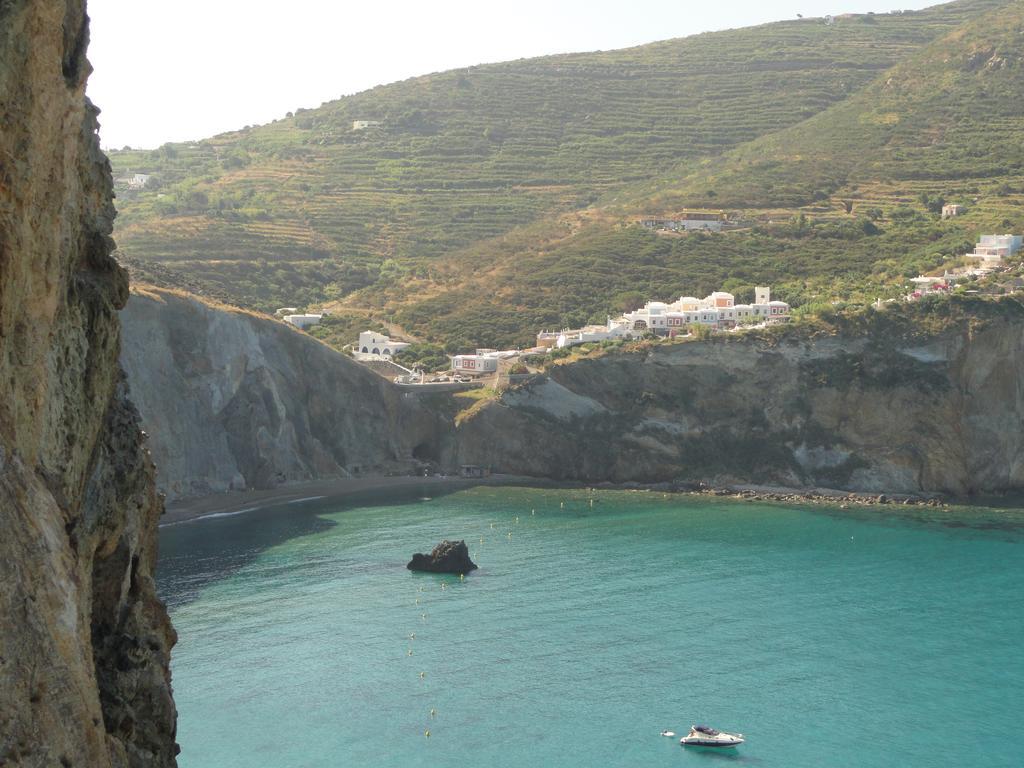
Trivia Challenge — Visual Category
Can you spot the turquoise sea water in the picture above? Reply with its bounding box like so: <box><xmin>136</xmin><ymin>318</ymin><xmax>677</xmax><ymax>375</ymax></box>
<box><xmin>159</xmin><ymin>487</ymin><xmax>1024</xmax><ymax>768</ymax></box>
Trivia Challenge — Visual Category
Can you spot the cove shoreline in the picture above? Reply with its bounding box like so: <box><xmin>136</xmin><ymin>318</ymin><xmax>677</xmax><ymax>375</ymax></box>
<box><xmin>161</xmin><ymin>474</ymin><xmax>959</xmax><ymax>526</ymax></box>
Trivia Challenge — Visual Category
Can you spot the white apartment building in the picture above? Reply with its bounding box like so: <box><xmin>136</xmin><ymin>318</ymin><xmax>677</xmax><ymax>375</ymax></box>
<box><xmin>619</xmin><ymin>287</ymin><xmax>789</xmax><ymax>335</ymax></box>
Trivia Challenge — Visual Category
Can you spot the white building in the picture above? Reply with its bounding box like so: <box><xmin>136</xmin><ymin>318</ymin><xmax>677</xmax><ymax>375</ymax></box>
<box><xmin>640</xmin><ymin>211</ymin><xmax>726</xmax><ymax>232</ymax></box>
<box><xmin>354</xmin><ymin>331</ymin><xmax>410</xmax><ymax>360</ymax></box>
<box><xmin>283</xmin><ymin>314</ymin><xmax>323</xmax><ymax>330</ymax></box>
<box><xmin>116</xmin><ymin>173</ymin><xmax>151</xmax><ymax>190</ymax></box>
<box><xmin>555</xmin><ymin>319</ymin><xmax>632</xmax><ymax>349</ymax></box>
<box><xmin>451</xmin><ymin>355</ymin><xmax>499</xmax><ymax>376</ymax></box>
<box><xmin>942</xmin><ymin>204</ymin><xmax>965</xmax><ymax>219</ymax></box>
<box><xmin>967</xmin><ymin>234</ymin><xmax>1023</xmax><ymax>270</ymax></box>
<box><xmin>352</xmin><ymin>120</ymin><xmax>382</xmax><ymax>131</ymax></box>
<box><xmin>620</xmin><ymin>287</ymin><xmax>789</xmax><ymax>334</ymax></box>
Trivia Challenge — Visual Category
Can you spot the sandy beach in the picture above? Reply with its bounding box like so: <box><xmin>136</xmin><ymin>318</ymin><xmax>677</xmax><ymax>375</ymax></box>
<box><xmin>160</xmin><ymin>474</ymin><xmax>557</xmax><ymax>526</ymax></box>
<box><xmin>162</xmin><ymin>473</ymin><xmax>956</xmax><ymax>527</ymax></box>
<box><xmin>161</xmin><ymin>475</ymin><xmax>477</xmax><ymax>526</ymax></box>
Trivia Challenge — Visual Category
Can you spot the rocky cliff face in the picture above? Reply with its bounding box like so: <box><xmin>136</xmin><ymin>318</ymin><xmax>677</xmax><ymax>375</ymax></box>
<box><xmin>451</xmin><ymin>301</ymin><xmax>1024</xmax><ymax>497</ymax></box>
<box><xmin>120</xmin><ymin>288</ymin><xmax>442</xmax><ymax>501</ymax></box>
<box><xmin>0</xmin><ymin>3</ymin><xmax>177</xmax><ymax>766</ymax></box>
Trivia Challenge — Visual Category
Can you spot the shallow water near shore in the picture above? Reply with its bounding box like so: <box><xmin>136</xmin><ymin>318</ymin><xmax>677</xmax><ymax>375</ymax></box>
<box><xmin>159</xmin><ymin>487</ymin><xmax>1024</xmax><ymax>768</ymax></box>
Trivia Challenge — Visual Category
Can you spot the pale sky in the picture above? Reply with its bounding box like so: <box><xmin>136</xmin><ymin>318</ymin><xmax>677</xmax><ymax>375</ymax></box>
<box><xmin>87</xmin><ymin>0</ymin><xmax>938</xmax><ymax>150</ymax></box>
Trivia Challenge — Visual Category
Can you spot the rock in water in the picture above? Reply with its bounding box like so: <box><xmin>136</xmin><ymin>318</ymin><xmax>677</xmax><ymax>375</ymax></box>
<box><xmin>407</xmin><ymin>540</ymin><xmax>478</xmax><ymax>574</ymax></box>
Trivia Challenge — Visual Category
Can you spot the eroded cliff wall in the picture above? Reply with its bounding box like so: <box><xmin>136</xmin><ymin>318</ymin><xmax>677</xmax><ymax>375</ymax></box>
<box><xmin>452</xmin><ymin>301</ymin><xmax>1024</xmax><ymax>497</ymax></box>
<box><xmin>0</xmin><ymin>3</ymin><xmax>177</xmax><ymax>766</ymax></box>
<box><xmin>120</xmin><ymin>288</ymin><xmax>442</xmax><ymax>501</ymax></box>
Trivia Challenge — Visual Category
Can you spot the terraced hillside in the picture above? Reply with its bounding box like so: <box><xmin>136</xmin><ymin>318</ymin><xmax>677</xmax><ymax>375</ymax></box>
<box><xmin>371</xmin><ymin>0</ymin><xmax>1024</xmax><ymax>348</ymax></box>
<box><xmin>110</xmin><ymin>0</ymin><xmax>1005</xmax><ymax>312</ymax></box>
<box><xmin>643</xmin><ymin>0</ymin><xmax>1024</xmax><ymax>210</ymax></box>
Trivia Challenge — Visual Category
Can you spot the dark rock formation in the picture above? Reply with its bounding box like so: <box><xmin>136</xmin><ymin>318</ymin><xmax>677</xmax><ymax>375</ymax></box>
<box><xmin>408</xmin><ymin>541</ymin><xmax>478</xmax><ymax>575</ymax></box>
<box><xmin>0</xmin><ymin>4</ymin><xmax>177</xmax><ymax>766</ymax></box>
<box><xmin>449</xmin><ymin>300</ymin><xmax>1024</xmax><ymax>497</ymax></box>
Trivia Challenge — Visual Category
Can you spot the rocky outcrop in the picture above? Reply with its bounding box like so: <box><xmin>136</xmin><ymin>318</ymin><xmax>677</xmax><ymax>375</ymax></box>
<box><xmin>120</xmin><ymin>288</ymin><xmax>443</xmax><ymax>501</ymax></box>
<box><xmin>450</xmin><ymin>300</ymin><xmax>1024</xmax><ymax>497</ymax></box>
<box><xmin>407</xmin><ymin>541</ymin><xmax>478</xmax><ymax>574</ymax></box>
<box><xmin>0</xmin><ymin>3</ymin><xmax>176</xmax><ymax>766</ymax></box>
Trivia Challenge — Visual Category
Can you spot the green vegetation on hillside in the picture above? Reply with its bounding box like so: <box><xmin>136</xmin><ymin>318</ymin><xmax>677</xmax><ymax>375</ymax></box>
<box><xmin>110</xmin><ymin>0</ymin><xmax>1007</xmax><ymax>317</ymax></box>
<box><xmin>370</xmin><ymin>0</ymin><xmax>1024</xmax><ymax>347</ymax></box>
<box><xmin>642</xmin><ymin>0</ymin><xmax>1024</xmax><ymax>211</ymax></box>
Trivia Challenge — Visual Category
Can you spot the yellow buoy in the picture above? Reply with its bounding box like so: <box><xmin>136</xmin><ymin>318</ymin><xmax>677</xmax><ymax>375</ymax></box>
<box><xmin>532</xmin><ymin>509</ymin><xmax>535</xmax><ymax>515</ymax></box>
<box><xmin>419</xmin><ymin>671</ymin><xmax>426</xmax><ymax>679</ymax></box>
<box><xmin>410</xmin><ymin>633</ymin><xmax>416</xmax><ymax>640</ymax></box>
<box><xmin>425</xmin><ymin>729</ymin><xmax>431</xmax><ymax>738</ymax></box>
<box><xmin>560</xmin><ymin>502</ymin><xmax>564</xmax><ymax>509</ymax></box>
<box><xmin>490</xmin><ymin>523</ymin><xmax>494</xmax><ymax>529</ymax></box>
<box><xmin>421</xmin><ymin>613</ymin><xmax>427</xmax><ymax>621</ymax></box>
<box><xmin>514</xmin><ymin>516</ymin><xmax>519</xmax><ymax>524</ymax></box>
<box><xmin>459</xmin><ymin>573</ymin><xmax>464</xmax><ymax>581</ymax></box>
<box><xmin>415</xmin><ymin>598</ymin><xmax>419</xmax><ymax>605</ymax></box>
<box><xmin>430</xmin><ymin>708</ymin><xmax>437</xmax><ymax>718</ymax></box>
<box><xmin>408</xmin><ymin>649</ymin><xmax>413</xmax><ymax>656</ymax></box>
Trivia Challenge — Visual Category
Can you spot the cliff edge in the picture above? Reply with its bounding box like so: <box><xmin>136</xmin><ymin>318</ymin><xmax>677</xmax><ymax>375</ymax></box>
<box><xmin>0</xmin><ymin>4</ymin><xmax>177</xmax><ymax>766</ymax></box>
<box><xmin>121</xmin><ymin>287</ymin><xmax>443</xmax><ymax>501</ymax></box>
<box><xmin>452</xmin><ymin>299</ymin><xmax>1024</xmax><ymax>497</ymax></box>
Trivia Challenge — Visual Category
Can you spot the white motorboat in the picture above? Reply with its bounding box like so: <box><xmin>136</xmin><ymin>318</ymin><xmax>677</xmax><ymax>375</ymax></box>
<box><xmin>680</xmin><ymin>725</ymin><xmax>744</xmax><ymax>749</ymax></box>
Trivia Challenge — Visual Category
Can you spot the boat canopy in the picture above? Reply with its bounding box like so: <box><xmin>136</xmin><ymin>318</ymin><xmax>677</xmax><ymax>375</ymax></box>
<box><xmin>694</xmin><ymin>725</ymin><xmax>720</xmax><ymax>735</ymax></box>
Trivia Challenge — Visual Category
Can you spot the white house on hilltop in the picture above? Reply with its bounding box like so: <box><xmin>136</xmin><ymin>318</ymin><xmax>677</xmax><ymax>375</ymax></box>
<box><xmin>283</xmin><ymin>313</ymin><xmax>323</xmax><ymax>330</ymax></box>
<box><xmin>354</xmin><ymin>331</ymin><xmax>410</xmax><ymax>360</ymax></box>
<box><xmin>640</xmin><ymin>211</ymin><xmax>727</xmax><ymax>232</ymax></box>
<box><xmin>967</xmin><ymin>234</ymin><xmax>1023</xmax><ymax>270</ymax></box>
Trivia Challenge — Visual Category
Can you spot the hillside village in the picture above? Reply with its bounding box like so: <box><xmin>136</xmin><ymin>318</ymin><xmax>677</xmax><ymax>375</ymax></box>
<box><xmin>266</xmin><ymin>229</ymin><xmax>1024</xmax><ymax>386</ymax></box>
<box><xmin>267</xmin><ymin>230</ymin><xmax>1022</xmax><ymax>386</ymax></box>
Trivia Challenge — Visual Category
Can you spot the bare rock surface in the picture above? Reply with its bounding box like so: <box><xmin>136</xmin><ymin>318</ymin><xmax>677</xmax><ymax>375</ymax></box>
<box><xmin>452</xmin><ymin>307</ymin><xmax>1024</xmax><ymax>497</ymax></box>
<box><xmin>120</xmin><ymin>287</ymin><xmax>444</xmax><ymax>501</ymax></box>
<box><xmin>0</xmin><ymin>3</ymin><xmax>177</xmax><ymax>765</ymax></box>
<box><xmin>408</xmin><ymin>541</ymin><xmax>478</xmax><ymax>575</ymax></box>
